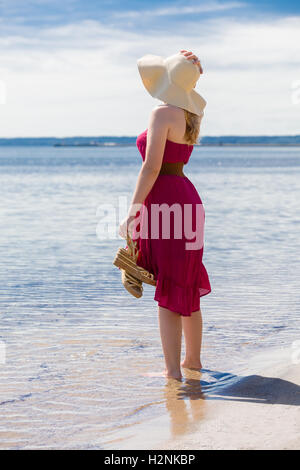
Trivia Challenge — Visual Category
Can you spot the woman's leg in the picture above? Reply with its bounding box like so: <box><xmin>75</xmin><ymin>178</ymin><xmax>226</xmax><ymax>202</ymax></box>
<box><xmin>181</xmin><ymin>308</ymin><xmax>203</xmax><ymax>370</ymax></box>
<box><xmin>158</xmin><ymin>306</ymin><xmax>182</xmax><ymax>379</ymax></box>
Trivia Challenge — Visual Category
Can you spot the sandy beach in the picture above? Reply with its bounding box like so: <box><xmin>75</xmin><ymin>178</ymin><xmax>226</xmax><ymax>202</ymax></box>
<box><xmin>159</xmin><ymin>346</ymin><xmax>300</xmax><ymax>450</ymax></box>
<box><xmin>114</xmin><ymin>346</ymin><xmax>300</xmax><ymax>450</ymax></box>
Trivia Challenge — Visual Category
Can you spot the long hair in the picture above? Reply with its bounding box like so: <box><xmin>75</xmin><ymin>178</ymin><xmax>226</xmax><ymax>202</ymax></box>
<box><xmin>183</xmin><ymin>109</ymin><xmax>201</xmax><ymax>145</ymax></box>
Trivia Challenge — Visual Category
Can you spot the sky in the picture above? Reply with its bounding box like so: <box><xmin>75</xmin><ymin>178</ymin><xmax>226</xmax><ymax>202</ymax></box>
<box><xmin>0</xmin><ymin>0</ymin><xmax>299</xmax><ymax>137</ymax></box>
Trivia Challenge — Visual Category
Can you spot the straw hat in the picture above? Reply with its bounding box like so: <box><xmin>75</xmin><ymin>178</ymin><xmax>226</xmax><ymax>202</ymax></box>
<box><xmin>137</xmin><ymin>52</ymin><xmax>206</xmax><ymax>116</ymax></box>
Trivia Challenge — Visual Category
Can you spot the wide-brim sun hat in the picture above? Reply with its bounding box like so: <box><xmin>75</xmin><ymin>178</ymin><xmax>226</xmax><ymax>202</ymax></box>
<box><xmin>137</xmin><ymin>52</ymin><xmax>206</xmax><ymax>117</ymax></box>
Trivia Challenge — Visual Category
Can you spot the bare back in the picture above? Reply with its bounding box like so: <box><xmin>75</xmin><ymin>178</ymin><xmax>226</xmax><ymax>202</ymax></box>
<box><xmin>156</xmin><ymin>103</ymin><xmax>189</xmax><ymax>145</ymax></box>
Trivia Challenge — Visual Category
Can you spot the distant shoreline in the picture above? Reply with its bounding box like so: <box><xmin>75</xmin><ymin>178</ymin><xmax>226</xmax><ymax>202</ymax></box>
<box><xmin>1</xmin><ymin>143</ymin><xmax>300</xmax><ymax>147</ymax></box>
<box><xmin>0</xmin><ymin>135</ymin><xmax>300</xmax><ymax>147</ymax></box>
<box><xmin>51</xmin><ymin>143</ymin><xmax>300</xmax><ymax>147</ymax></box>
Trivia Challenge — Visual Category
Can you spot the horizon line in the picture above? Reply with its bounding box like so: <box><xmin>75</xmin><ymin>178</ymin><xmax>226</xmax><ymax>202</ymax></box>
<box><xmin>0</xmin><ymin>134</ymin><xmax>300</xmax><ymax>139</ymax></box>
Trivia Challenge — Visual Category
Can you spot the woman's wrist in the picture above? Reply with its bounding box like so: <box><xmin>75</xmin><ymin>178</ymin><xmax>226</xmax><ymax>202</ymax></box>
<box><xmin>127</xmin><ymin>202</ymin><xmax>143</xmax><ymax>219</ymax></box>
<box><xmin>126</xmin><ymin>214</ymin><xmax>136</xmax><ymax>224</ymax></box>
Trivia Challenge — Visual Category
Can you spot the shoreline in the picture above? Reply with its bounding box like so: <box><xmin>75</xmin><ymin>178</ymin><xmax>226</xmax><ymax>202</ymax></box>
<box><xmin>111</xmin><ymin>345</ymin><xmax>300</xmax><ymax>450</ymax></box>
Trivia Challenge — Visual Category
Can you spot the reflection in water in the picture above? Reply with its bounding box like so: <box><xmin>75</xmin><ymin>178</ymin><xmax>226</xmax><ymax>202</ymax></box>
<box><xmin>164</xmin><ymin>370</ymin><xmax>206</xmax><ymax>438</ymax></box>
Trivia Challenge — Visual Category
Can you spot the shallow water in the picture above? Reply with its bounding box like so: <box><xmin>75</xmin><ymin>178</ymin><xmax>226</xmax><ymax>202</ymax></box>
<box><xmin>0</xmin><ymin>145</ymin><xmax>299</xmax><ymax>449</ymax></box>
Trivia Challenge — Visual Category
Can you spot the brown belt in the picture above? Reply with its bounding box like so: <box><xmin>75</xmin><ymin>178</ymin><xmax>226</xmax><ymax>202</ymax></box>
<box><xmin>159</xmin><ymin>161</ymin><xmax>185</xmax><ymax>177</ymax></box>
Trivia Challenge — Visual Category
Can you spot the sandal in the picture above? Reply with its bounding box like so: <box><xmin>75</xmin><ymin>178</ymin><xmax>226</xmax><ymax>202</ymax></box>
<box><xmin>113</xmin><ymin>231</ymin><xmax>157</xmax><ymax>288</ymax></box>
<box><xmin>121</xmin><ymin>269</ymin><xmax>143</xmax><ymax>298</ymax></box>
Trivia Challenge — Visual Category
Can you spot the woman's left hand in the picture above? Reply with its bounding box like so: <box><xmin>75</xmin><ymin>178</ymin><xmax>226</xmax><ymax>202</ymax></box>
<box><xmin>180</xmin><ymin>50</ymin><xmax>203</xmax><ymax>74</ymax></box>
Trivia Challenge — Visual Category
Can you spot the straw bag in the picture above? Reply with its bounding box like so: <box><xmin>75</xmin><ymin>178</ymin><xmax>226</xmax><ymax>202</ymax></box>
<box><xmin>113</xmin><ymin>231</ymin><xmax>156</xmax><ymax>298</ymax></box>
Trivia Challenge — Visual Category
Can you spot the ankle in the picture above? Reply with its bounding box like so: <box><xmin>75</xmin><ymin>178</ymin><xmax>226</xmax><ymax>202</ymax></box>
<box><xmin>182</xmin><ymin>357</ymin><xmax>202</xmax><ymax>368</ymax></box>
<box><xmin>164</xmin><ymin>367</ymin><xmax>182</xmax><ymax>380</ymax></box>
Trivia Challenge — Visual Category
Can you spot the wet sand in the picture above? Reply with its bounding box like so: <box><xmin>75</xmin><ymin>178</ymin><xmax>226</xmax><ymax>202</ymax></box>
<box><xmin>114</xmin><ymin>346</ymin><xmax>300</xmax><ymax>450</ymax></box>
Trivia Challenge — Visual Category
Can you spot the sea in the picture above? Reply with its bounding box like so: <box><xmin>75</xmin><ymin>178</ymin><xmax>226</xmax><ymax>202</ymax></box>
<box><xmin>0</xmin><ymin>143</ymin><xmax>299</xmax><ymax>449</ymax></box>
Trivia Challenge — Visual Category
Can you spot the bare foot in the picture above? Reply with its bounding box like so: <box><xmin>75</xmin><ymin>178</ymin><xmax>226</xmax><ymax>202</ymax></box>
<box><xmin>181</xmin><ymin>360</ymin><xmax>202</xmax><ymax>371</ymax></box>
<box><xmin>164</xmin><ymin>368</ymin><xmax>182</xmax><ymax>380</ymax></box>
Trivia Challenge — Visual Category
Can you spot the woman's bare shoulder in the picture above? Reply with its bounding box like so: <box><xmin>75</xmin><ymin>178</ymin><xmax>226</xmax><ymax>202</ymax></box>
<box><xmin>151</xmin><ymin>103</ymin><xmax>184</xmax><ymax>121</ymax></box>
<box><xmin>154</xmin><ymin>103</ymin><xmax>183</xmax><ymax>113</ymax></box>
<box><xmin>152</xmin><ymin>104</ymin><xmax>187</xmax><ymax>143</ymax></box>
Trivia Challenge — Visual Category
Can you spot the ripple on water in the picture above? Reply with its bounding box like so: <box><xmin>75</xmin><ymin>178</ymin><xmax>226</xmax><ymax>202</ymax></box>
<box><xmin>0</xmin><ymin>145</ymin><xmax>299</xmax><ymax>449</ymax></box>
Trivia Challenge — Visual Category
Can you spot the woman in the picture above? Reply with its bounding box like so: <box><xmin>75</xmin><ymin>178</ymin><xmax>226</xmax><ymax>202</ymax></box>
<box><xmin>119</xmin><ymin>50</ymin><xmax>211</xmax><ymax>380</ymax></box>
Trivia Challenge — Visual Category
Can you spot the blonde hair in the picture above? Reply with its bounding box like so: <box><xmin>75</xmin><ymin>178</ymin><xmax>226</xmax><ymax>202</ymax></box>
<box><xmin>183</xmin><ymin>109</ymin><xmax>201</xmax><ymax>145</ymax></box>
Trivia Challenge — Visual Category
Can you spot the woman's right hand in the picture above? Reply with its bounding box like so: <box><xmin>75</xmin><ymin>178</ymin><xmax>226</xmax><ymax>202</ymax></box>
<box><xmin>180</xmin><ymin>50</ymin><xmax>203</xmax><ymax>74</ymax></box>
<box><xmin>119</xmin><ymin>214</ymin><xmax>136</xmax><ymax>239</ymax></box>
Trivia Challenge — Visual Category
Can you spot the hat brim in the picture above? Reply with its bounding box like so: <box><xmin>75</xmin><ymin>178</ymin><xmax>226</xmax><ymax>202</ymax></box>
<box><xmin>137</xmin><ymin>55</ymin><xmax>206</xmax><ymax>117</ymax></box>
<box><xmin>158</xmin><ymin>81</ymin><xmax>206</xmax><ymax>116</ymax></box>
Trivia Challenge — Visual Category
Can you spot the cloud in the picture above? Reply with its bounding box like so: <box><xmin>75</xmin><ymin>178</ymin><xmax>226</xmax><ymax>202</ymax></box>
<box><xmin>0</xmin><ymin>14</ymin><xmax>299</xmax><ymax>136</ymax></box>
<box><xmin>112</xmin><ymin>1</ymin><xmax>246</xmax><ymax>18</ymax></box>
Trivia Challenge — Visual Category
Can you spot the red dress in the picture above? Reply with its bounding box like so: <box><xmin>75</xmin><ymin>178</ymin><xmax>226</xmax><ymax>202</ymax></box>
<box><xmin>132</xmin><ymin>129</ymin><xmax>211</xmax><ymax>317</ymax></box>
